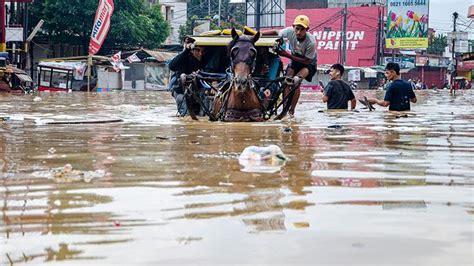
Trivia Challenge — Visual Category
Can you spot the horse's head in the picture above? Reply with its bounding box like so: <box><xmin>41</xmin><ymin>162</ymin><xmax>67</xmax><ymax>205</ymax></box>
<box><xmin>228</xmin><ymin>28</ymin><xmax>260</xmax><ymax>92</ymax></box>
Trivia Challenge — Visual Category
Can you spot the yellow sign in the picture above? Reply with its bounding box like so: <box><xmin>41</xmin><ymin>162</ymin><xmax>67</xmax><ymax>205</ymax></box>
<box><xmin>386</xmin><ymin>38</ymin><xmax>428</xmax><ymax>49</ymax></box>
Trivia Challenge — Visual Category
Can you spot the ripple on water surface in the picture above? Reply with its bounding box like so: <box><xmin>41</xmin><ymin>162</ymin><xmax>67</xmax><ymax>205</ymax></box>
<box><xmin>1</xmin><ymin>90</ymin><xmax>473</xmax><ymax>265</ymax></box>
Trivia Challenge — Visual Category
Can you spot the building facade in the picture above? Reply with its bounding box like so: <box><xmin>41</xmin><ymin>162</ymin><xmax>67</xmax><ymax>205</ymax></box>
<box><xmin>149</xmin><ymin>0</ymin><xmax>187</xmax><ymax>45</ymax></box>
<box><xmin>246</xmin><ymin>0</ymin><xmax>286</xmax><ymax>29</ymax></box>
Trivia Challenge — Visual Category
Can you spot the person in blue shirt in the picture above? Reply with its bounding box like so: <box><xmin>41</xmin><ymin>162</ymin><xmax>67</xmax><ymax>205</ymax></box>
<box><xmin>368</xmin><ymin>62</ymin><xmax>417</xmax><ymax>111</ymax></box>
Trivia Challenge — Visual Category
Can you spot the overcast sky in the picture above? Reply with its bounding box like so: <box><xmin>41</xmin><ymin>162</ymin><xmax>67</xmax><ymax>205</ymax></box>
<box><xmin>429</xmin><ymin>0</ymin><xmax>473</xmax><ymax>35</ymax></box>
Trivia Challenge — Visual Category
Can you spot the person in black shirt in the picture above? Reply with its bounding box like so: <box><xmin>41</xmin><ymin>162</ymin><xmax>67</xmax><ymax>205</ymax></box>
<box><xmin>368</xmin><ymin>63</ymin><xmax>417</xmax><ymax>111</ymax></box>
<box><xmin>322</xmin><ymin>64</ymin><xmax>356</xmax><ymax>110</ymax></box>
<box><xmin>168</xmin><ymin>38</ymin><xmax>205</xmax><ymax>116</ymax></box>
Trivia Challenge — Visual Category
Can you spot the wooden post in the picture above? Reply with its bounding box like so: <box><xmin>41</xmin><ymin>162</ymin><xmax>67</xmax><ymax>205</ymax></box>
<box><xmin>87</xmin><ymin>55</ymin><xmax>92</xmax><ymax>92</ymax></box>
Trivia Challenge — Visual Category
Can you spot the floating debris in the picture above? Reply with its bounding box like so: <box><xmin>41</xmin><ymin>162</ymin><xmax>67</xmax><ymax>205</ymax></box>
<box><xmin>32</xmin><ymin>164</ymin><xmax>107</xmax><ymax>183</ymax></box>
<box><xmin>280</xmin><ymin>126</ymin><xmax>293</xmax><ymax>134</ymax></box>
<box><xmin>239</xmin><ymin>145</ymin><xmax>289</xmax><ymax>174</ymax></box>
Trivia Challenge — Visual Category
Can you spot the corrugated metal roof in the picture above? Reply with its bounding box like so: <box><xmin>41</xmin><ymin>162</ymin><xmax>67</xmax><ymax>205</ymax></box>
<box><xmin>142</xmin><ymin>49</ymin><xmax>176</xmax><ymax>62</ymax></box>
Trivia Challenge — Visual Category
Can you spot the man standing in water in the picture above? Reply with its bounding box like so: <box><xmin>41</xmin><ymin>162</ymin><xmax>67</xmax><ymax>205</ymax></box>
<box><xmin>322</xmin><ymin>64</ymin><xmax>356</xmax><ymax>110</ymax></box>
<box><xmin>262</xmin><ymin>15</ymin><xmax>317</xmax><ymax>116</ymax></box>
<box><xmin>168</xmin><ymin>37</ymin><xmax>205</xmax><ymax>116</ymax></box>
<box><xmin>368</xmin><ymin>63</ymin><xmax>417</xmax><ymax>111</ymax></box>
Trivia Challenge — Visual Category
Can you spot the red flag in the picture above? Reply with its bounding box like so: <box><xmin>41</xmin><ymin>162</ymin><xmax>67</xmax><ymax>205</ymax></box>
<box><xmin>89</xmin><ymin>0</ymin><xmax>114</xmax><ymax>55</ymax></box>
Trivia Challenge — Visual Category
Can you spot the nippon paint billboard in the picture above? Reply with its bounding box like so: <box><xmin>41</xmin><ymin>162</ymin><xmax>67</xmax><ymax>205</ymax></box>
<box><xmin>386</xmin><ymin>0</ymin><xmax>429</xmax><ymax>49</ymax></box>
<box><xmin>286</xmin><ymin>7</ymin><xmax>382</xmax><ymax>67</ymax></box>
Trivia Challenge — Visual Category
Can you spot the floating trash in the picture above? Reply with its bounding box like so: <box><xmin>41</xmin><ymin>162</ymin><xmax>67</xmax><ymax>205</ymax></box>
<box><xmin>32</xmin><ymin>164</ymin><xmax>107</xmax><ymax>183</ymax></box>
<box><xmin>280</xmin><ymin>126</ymin><xmax>293</xmax><ymax>134</ymax></box>
<box><xmin>238</xmin><ymin>145</ymin><xmax>289</xmax><ymax>174</ymax></box>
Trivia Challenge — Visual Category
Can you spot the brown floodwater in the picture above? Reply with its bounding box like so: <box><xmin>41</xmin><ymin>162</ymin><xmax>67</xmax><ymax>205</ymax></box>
<box><xmin>1</xmin><ymin>90</ymin><xmax>473</xmax><ymax>265</ymax></box>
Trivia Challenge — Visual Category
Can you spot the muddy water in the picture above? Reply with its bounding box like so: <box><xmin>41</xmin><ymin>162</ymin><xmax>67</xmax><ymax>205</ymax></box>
<box><xmin>1</xmin><ymin>90</ymin><xmax>473</xmax><ymax>265</ymax></box>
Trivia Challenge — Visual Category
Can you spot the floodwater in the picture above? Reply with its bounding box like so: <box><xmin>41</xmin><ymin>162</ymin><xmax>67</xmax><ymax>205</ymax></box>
<box><xmin>1</xmin><ymin>90</ymin><xmax>473</xmax><ymax>265</ymax></box>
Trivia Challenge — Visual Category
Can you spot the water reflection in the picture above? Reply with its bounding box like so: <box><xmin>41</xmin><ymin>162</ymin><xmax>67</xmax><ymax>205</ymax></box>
<box><xmin>1</xmin><ymin>90</ymin><xmax>473</xmax><ymax>265</ymax></box>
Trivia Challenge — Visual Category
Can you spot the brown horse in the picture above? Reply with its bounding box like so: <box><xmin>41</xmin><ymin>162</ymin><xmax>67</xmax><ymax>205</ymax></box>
<box><xmin>212</xmin><ymin>28</ymin><xmax>263</xmax><ymax>122</ymax></box>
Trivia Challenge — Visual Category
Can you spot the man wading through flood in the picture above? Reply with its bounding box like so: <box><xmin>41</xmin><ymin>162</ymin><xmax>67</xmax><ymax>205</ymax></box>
<box><xmin>322</xmin><ymin>64</ymin><xmax>356</xmax><ymax>111</ymax></box>
<box><xmin>368</xmin><ymin>62</ymin><xmax>417</xmax><ymax>111</ymax></box>
<box><xmin>262</xmin><ymin>15</ymin><xmax>317</xmax><ymax>117</ymax></box>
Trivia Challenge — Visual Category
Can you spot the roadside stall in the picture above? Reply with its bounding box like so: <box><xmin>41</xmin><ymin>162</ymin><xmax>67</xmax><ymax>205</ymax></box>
<box><xmin>121</xmin><ymin>49</ymin><xmax>176</xmax><ymax>91</ymax></box>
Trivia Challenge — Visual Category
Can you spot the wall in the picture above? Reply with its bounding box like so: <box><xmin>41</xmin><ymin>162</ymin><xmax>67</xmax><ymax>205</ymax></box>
<box><xmin>286</xmin><ymin>6</ymin><xmax>382</xmax><ymax>67</ymax></box>
<box><xmin>160</xmin><ymin>0</ymin><xmax>187</xmax><ymax>45</ymax></box>
<box><xmin>403</xmin><ymin>67</ymin><xmax>447</xmax><ymax>88</ymax></box>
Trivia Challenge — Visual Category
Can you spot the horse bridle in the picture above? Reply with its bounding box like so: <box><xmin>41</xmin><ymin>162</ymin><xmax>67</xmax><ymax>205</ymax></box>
<box><xmin>230</xmin><ymin>38</ymin><xmax>258</xmax><ymax>75</ymax></box>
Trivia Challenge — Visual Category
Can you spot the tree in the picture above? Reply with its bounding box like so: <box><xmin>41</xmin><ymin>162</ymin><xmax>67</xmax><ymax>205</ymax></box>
<box><xmin>29</xmin><ymin>0</ymin><xmax>169</xmax><ymax>54</ymax></box>
<box><xmin>427</xmin><ymin>34</ymin><xmax>448</xmax><ymax>56</ymax></box>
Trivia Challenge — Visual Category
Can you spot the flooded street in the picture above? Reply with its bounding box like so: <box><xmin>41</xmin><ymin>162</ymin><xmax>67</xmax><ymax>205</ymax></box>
<box><xmin>1</xmin><ymin>90</ymin><xmax>473</xmax><ymax>265</ymax></box>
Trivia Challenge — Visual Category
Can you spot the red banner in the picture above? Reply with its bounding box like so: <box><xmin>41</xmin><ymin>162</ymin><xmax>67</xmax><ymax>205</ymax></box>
<box><xmin>286</xmin><ymin>7</ymin><xmax>382</xmax><ymax>67</ymax></box>
<box><xmin>89</xmin><ymin>0</ymin><xmax>114</xmax><ymax>55</ymax></box>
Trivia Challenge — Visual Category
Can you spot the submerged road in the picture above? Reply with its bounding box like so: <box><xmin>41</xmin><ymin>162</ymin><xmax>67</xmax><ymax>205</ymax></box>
<box><xmin>1</xmin><ymin>90</ymin><xmax>473</xmax><ymax>265</ymax></box>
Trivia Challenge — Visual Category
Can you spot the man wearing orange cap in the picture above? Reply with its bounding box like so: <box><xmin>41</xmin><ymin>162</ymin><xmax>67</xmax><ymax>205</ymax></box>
<box><xmin>262</xmin><ymin>15</ymin><xmax>317</xmax><ymax>116</ymax></box>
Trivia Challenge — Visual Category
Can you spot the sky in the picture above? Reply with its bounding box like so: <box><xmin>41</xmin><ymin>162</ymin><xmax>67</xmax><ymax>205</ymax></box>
<box><xmin>429</xmin><ymin>0</ymin><xmax>473</xmax><ymax>35</ymax></box>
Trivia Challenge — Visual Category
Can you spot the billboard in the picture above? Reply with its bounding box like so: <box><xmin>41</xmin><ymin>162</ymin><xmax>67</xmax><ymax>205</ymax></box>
<box><xmin>286</xmin><ymin>7</ymin><xmax>382</xmax><ymax>67</ymax></box>
<box><xmin>383</xmin><ymin>57</ymin><xmax>415</xmax><ymax>69</ymax></box>
<box><xmin>386</xmin><ymin>0</ymin><xmax>429</xmax><ymax>49</ymax></box>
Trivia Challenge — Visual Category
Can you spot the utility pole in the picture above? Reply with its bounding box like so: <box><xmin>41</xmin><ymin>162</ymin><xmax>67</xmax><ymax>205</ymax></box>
<box><xmin>208</xmin><ymin>0</ymin><xmax>210</xmax><ymax>16</ymax></box>
<box><xmin>342</xmin><ymin>3</ymin><xmax>348</xmax><ymax>65</ymax></box>
<box><xmin>255</xmin><ymin>0</ymin><xmax>261</xmax><ymax>31</ymax></box>
<box><xmin>451</xmin><ymin>12</ymin><xmax>458</xmax><ymax>92</ymax></box>
<box><xmin>0</xmin><ymin>0</ymin><xmax>6</xmax><ymax>52</ymax></box>
<box><xmin>218</xmin><ymin>0</ymin><xmax>221</xmax><ymax>27</ymax></box>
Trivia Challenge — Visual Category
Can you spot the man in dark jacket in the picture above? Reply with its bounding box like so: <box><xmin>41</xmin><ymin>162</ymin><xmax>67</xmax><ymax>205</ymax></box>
<box><xmin>168</xmin><ymin>38</ymin><xmax>205</xmax><ymax>116</ymax></box>
<box><xmin>322</xmin><ymin>64</ymin><xmax>356</xmax><ymax>110</ymax></box>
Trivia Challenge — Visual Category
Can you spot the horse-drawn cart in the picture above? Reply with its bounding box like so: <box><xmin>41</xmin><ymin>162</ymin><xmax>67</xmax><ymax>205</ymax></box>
<box><xmin>179</xmin><ymin>29</ymin><xmax>301</xmax><ymax>122</ymax></box>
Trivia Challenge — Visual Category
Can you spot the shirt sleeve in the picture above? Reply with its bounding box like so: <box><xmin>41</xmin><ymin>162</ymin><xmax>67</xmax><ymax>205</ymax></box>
<box><xmin>278</xmin><ymin>27</ymin><xmax>293</xmax><ymax>38</ymax></box>
<box><xmin>168</xmin><ymin>50</ymin><xmax>191</xmax><ymax>72</ymax></box>
<box><xmin>384</xmin><ymin>83</ymin><xmax>393</xmax><ymax>102</ymax></box>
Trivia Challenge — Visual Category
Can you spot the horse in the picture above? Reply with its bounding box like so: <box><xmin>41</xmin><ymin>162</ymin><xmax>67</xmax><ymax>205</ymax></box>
<box><xmin>212</xmin><ymin>28</ymin><xmax>264</xmax><ymax>122</ymax></box>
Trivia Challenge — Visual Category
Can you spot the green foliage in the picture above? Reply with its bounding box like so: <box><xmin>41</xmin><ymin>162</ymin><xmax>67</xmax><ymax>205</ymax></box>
<box><xmin>29</xmin><ymin>0</ymin><xmax>169</xmax><ymax>53</ymax></box>
<box><xmin>427</xmin><ymin>34</ymin><xmax>448</xmax><ymax>56</ymax></box>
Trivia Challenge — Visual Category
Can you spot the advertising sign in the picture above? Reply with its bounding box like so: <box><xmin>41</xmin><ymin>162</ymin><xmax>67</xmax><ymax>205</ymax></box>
<box><xmin>348</xmin><ymin>69</ymin><xmax>361</xmax><ymax>81</ymax></box>
<box><xmin>447</xmin><ymin>31</ymin><xmax>469</xmax><ymax>53</ymax></box>
<box><xmin>386</xmin><ymin>0</ymin><xmax>429</xmax><ymax>49</ymax></box>
<box><xmin>383</xmin><ymin>57</ymin><xmax>415</xmax><ymax>69</ymax></box>
<box><xmin>415</xmin><ymin>56</ymin><xmax>428</xmax><ymax>66</ymax></box>
<box><xmin>89</xmin><ymin>0</ymin><xmax>115</xmax><ymax>55</ymax></box>
<box><xmin>287</xmin><ymin>7</ymin><xmax>382</xmax><ymax>67</ymax></box>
